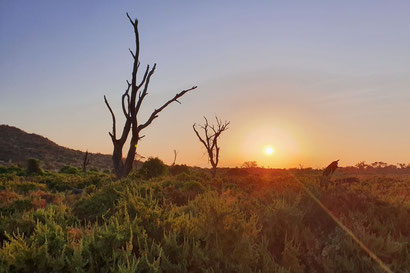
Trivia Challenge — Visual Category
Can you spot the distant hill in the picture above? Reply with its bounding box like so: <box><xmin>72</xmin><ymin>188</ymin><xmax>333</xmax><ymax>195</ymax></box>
<box><xmin>0</xmin><ymin>125</ymin><xmax>113</xmax><ymax>171</ymax></box>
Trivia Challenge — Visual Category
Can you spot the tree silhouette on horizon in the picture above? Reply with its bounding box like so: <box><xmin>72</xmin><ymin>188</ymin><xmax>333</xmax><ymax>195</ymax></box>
<box><xmin>104</xmin><ymin>13</ymin><xmax>197</xmax><ymax>179</ymax></box>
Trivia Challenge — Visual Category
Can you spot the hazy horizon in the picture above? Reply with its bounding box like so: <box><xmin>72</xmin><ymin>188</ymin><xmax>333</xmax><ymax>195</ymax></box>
<box><xmin>1</xmin><ymin>1</ymin><xmax>410</xmax><ymax>168</ymax></box>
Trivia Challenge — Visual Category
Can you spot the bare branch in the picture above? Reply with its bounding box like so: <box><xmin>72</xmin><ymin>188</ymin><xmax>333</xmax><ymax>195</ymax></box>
<box><xmin>172</xmin><ymin>149</ymin><xmax>178</xmax><ymax>166</ymax></box>
<box><xmin>193</xmin><ymin>123</ymin><xmax>208</xmax><ymax>148</ymax></box>
<box><xmin>126</xmin><ymin>12</ymin><xmax>137</xmax><ymax>27</ymax></box>
<box><xmin>138</xmin><ymin>86</ymin><xmax>197</xmax><ymax>131</ymax></box>
<box><xmin>135</xmin><ymin>64</ymin><xmax>155</xmax><ymax>114</ymax></box>
<box><xmin>129</xmin><ymin>48</ymin><xmax>135</xmax><ymax>59</ymax></box>
<box><xmin>104</xmin><ymin>95</ymin><xmax>116</xmax><ymax>139</ymax></box>
<box><xmin>138</xmin><ymin>65</ymin><xmax>150</xmax><ymax>90</ymax></box>
<box><xmin>121</xmin><ymin>81</ymin><xmax>132</xmax><ymax>118</ymax></box>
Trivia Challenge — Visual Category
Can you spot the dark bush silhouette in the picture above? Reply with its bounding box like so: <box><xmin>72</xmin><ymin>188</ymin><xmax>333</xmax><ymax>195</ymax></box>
<box><xmin>139</xmin><ymin>157</ymin><xmax>167</xmax><ymax>179</ymax></box>
<box><xmin>169</xmin><ymin>164</ymin><xmax>190</xmax><ymax>176</ymax></box>
<box><xmin>26</xmin><ymin>158</ymin><xmax>42</xmax><ymax>175</ymax></box>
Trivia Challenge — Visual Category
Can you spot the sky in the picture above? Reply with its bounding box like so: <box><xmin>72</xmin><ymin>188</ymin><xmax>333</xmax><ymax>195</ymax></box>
<box><xmin>1</xmin><ymin>0</ymin><xmax>410</xmax><ymax>168</ymax></box>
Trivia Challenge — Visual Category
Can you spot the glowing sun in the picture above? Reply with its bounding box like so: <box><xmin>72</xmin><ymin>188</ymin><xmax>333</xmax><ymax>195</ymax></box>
<box><xmin>264</xmin><ymin>145</ymin><xmax>274</xmax><ymax>155</ymax></box>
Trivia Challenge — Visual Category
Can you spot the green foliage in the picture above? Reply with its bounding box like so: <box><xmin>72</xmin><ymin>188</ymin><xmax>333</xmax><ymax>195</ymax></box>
<box><xmin>60</xmin><ymin>165</ymin><xmax>81</xmax><ymax>174</ymax></box>
<box><xmin>26</xmin><ymin>158</ymin><xmax>43</xmax><ymax>175</ymax></box>
<box><xmin>72</xmin><ymin>181</ymin><xmax>123</xmax><ymax>222</ymax></box>
<box><xmin>0</xmin><ymin>165</ymin><xmax>25</xmax><ymax>176</ymax></box>
<box><xmin>139</xmin><ymin>157</ymin><xmax>167</xmax><ymax>179</ymax></box>
<box><xmin>0</xmin><ymin>168</ymin><xmax>408</xmax><ymax>272</ymax></box>
<box><xmin>162</xmin><ymin>179</ymin><xmax>205</xmax><ymax>206</ymax></box>
<box><xmin>169</xmin><ymin>164</ymin><xmax>190</xmax><ymax>176</ymax></box>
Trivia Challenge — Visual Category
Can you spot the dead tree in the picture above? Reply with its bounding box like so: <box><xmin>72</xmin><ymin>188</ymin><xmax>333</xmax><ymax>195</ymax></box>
<box><xmin>82</xmin><ymin>150</ymin><xmax>90</xmax><ymax>173</ymax></box>
<box><xmin>193</xmin><ymin>116</ymin><xmax>230</xmax><ymax>178</ymax></box>
<box><xmin>104</xmin><ymin>13</ymin><xmax>197</xmax><ymax>179</ymax></box>
<box><xmin>172</xmin><ymin>150</ymin><xmax>178</xmax><ymax>166</ymax></box>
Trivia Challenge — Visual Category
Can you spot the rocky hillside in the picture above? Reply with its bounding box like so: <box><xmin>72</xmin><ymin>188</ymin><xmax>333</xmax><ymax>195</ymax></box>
<box><xmin>0</xmin><ymin>125</ymin><xmax>112</xmax><ymax>171</ymax></box>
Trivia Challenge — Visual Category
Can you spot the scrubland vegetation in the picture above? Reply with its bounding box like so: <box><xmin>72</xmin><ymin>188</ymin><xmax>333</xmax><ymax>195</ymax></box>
<box><xmin>0</xmin><ymin>159</ymin><xmax>409</xmax><ymax>273</ymax></box>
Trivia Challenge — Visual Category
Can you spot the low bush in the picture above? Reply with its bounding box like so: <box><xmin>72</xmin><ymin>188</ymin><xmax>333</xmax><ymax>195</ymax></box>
<box><xmin>139</xmin><ymin>157</ymin><xmax>167</xmax><ymax>179</ymax></box>
<box><xmin>26</xmin><ymin>158</ymin><xmax>43</xmax><ymax>175</ymax></box>
<box><xmin>169</xmin><ymin>164</ymin><xmax>190</xmax><ymax>176</ymax></box>
<box><xmin>59</xmin><ymin>165</ymin><xmax>81</xmax><ymax>174</ymax></box>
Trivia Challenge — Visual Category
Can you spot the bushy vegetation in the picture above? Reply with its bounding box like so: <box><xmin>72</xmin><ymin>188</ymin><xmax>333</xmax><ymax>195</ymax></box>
<box><xmin>26</xmin><ymin>158</ymin><xmax>43</xmax><ymax>175</ymax></box>
<box><xmin>139</xmin><ymin>157</ymin><xmax>167</xmax><ymax>179</ymax></box>
<box><xmin>59</xmin><ymin>165</ymin><xmax>81</xmax><ymax>175</ymax></box>
<box><xmin>0</xmin><ymin>163</ymin><xmax>408</xmax><ymax>272</ymax></box>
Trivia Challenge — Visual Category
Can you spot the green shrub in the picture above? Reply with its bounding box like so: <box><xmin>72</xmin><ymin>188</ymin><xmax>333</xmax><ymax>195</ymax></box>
<box><xmin>169</xmin><ymin>164</ymin><xmax>190</xmax><ymax>176</ymax></box>
<box><xmin>139</xmin><ymin>157</ymin><xmax>167</xmax><ymax>179</ymax></box>
<box><xmin>162</xmin><ymin>180</ymin><xmax>205</xmax><ymax>206</ymax></box>
<box><xmin>0</xmin><ymin>165</ymin><xmax>24</xmax><ymax>175</ymax></box>
<box><xmin>72</xmin><ymin>181</ymin><xmax>124</xmax><ymax>222</ymax></box>
<box><xmin>59</xmin><ymin>165</ymin><xmax>80</xmax><ymax>174</ymax></box>
<box><xmin>26</xmin><ymin>158</ymin><xmax>43</xmax><ymax>175</ymax></box>
<box><xmin>2</xmin><ymin>199</ymin><xmax>33</xmax><ymax>214</ymax></box>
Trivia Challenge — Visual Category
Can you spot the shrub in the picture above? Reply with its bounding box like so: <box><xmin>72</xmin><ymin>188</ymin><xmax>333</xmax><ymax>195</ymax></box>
<box><xmin>169</xmin><ymin>164</ymin><xmax>190</xmax><ymax>176</ymax></box>
<box><xmin>72</xmin><ymin>181</ymin><xmax>124</xmax><ymax>222</ymax></box>
<box><xmin>3</xmin><ymin>199</ymin><xmax>33</xmax><ymax>214</ymax></box>
<box><xmin>139</xmin><ymin>157</ymin><xmax>167</xmax><ymax>179</ymax></box>
<box><xmin>0</xmin><ymin>165</ymin><xmax>24</xmax><ymax>175</ymax></box>
<box><xmin>26</xmin><ymin>158</ymin><xmax>43</xmax><ymax>175</ymax></box>
<box><xmin>59</xmin><ymin>165</ymin><xmax>80</xmax><ymax>174</ymax></box>
<box><xmin>160</xmin><ymin>178</ymin><xmax>205</xmax><ymax>206</ymax></box>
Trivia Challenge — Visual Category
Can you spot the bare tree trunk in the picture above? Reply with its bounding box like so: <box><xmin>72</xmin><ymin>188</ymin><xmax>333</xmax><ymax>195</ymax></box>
<box><xmin>104</xmin><ymin>13</ymin><xmax>197</xmax><ymax>179</ymax></box>
<box><xmin>172</xmin><ymin>150</ymin><xmax>178</xmax><ymax>166</ymax></box>
<box><xmin>82</xmin><ymin>150</ymin><xmax>90</xmax><ymax>173</ymax></box>
<box><xmin>211</xmin><ymin>165</ymin><xmax>217</xmax><ymax>178</ymax></box>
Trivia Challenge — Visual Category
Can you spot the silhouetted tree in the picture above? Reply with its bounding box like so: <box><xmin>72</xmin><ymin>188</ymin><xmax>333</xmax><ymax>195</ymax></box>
<box><xmin>193</xmin><ymin>116</ymin><xmax>230</xmax><ymax>178</ymax></box>
<box><xmin>242</xmin><ymin>161</ymin><xmax>258</xmax><ymax>168</ymax></box>
<box><xmin>371</xmin><ymin>161</ymin><xmax>388</xmax><ymax>169</ymax></box>
<box><xmin>104</xmin><ymin>13</ymin><xmax>197</xmax><ymax>179</ymax></box>
<box><xmin>355</xmin><ymin>161</ymin><xmax>369</xmax><ymax>171</ymax></box>
<box><xmin>82</xmin><ymin>150</ymin><xmax>90</xmax><ymax>173</ymax></box>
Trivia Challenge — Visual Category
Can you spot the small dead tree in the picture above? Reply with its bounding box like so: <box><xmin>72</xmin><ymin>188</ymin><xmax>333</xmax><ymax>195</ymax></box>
<box><xmin>193</xmin><ymin>116</ymin><xmax>230</xmax><ymax>178</ymax></box>
<box><xmin>171</xmin><ymin>150</ymin><xmax>178</xmax><ymax>166</ymax></box>
<box><xmin>82</xmin><ymin>150</ymin><xmax>90</xmax><ymax>173</ymax></box>
<box><xmin>104</xmin><ymin>13</ymin><xmax>197</xmax><ymax>179</ymax></box>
